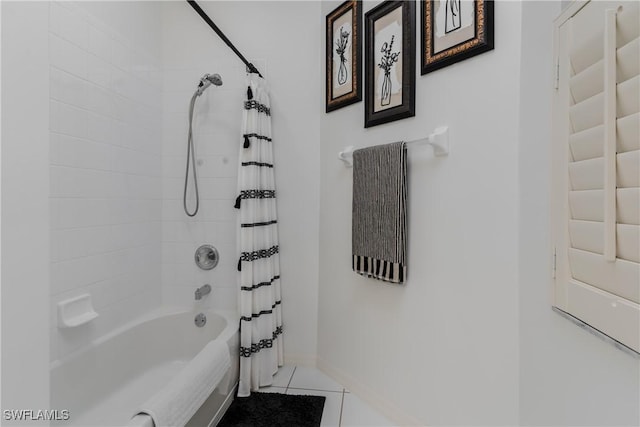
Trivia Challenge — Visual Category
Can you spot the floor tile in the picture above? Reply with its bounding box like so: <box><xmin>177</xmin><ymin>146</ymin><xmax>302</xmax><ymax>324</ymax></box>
<box><xmin>340</xmin><ymin>392</ymin><xmax>394</xmax><ymax>426</ymax></box>
<box><xmin>286</xmin><ymin>388</ymin><xmax>343</xmax><ymax>427</ymax></box>
<box><xmin>256</xmin><ymin>385</ymin><xmax>287</xmax><ymax>394</ymax></box>
<box><xmin>288</xmin><ymin>366</ymin><xmax>344</xmax><ymax>392</ymax></box>
<box><xmin>271</xmin><ymin>364</ymin><xmax>295</xmax><ymax>388</ymax></box>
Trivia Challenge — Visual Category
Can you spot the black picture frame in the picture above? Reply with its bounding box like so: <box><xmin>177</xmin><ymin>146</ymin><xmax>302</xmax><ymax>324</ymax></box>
<box><xmin>364</xmin><ymin>0</ymin><xmax>415</xmax><ymax>128</ymax></box>
<box><xmin>421</xmin><ymin>0</ymin><xmax>494</xmax><ymax>75</ymax></box>
<box><xmin>326</xmin><ymin>0</ymin><xmax>362</xmax><ymax>113</ymax></box>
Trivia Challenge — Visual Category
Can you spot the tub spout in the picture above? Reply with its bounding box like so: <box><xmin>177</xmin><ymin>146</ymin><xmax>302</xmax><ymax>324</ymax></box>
<box><xmin>195</xmin><ymin>284</ymin><xmax>211</xmax><ymax>300</ymax></box>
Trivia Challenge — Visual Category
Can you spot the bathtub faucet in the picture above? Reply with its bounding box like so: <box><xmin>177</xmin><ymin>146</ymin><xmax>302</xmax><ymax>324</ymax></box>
<box><xmin>195</xmin><ymin>284</ymin><xmax>212</xmax><ymax>300</ymax></box>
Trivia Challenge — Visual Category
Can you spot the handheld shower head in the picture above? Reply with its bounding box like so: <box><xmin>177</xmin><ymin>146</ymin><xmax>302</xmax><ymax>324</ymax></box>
<box><xmin>195</xmin><ymin>73</ymin><xmax>223</xmax><ymax>96</ymax></box>
<box><xmin>206</xmin><ymin>73</ymin><xmax>223</xmax><ymax>86</ymax></box>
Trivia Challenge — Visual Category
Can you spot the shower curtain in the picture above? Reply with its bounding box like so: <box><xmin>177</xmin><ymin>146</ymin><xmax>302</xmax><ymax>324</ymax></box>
<box><xmin>235</xmin><ymin>74</ymin><xmax>283</xmax><ymax>397</ymax></box>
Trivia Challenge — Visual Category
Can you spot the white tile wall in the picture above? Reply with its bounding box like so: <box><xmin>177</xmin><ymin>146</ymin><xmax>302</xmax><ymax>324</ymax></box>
<box><xmin>46</xmin><ymin>0</ymin><xmax>321</xmax><ymax>366</ymax></box>
<box><xmin>159</xmin><ymin>2</ymin><xmax>246</xmax><ymax>310</ymax></box>
<box><xmin>159</xmin><ymin>2</ymin><xmax>321</xmax><ymax>366</ymax></box>
<box><xmin>49</xmin><ymin>1</ymin><xmax>163</xmax><ymax>363</ymax></box>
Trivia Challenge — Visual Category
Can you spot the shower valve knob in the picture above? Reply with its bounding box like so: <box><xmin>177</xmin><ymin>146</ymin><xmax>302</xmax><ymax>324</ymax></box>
<box><xmin>195</xmin><ymin>244</ymin><xmax>219</xmax><ymax>270</ymax></box>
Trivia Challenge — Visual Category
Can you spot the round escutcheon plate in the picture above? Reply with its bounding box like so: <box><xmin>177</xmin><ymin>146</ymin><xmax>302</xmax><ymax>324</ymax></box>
<box><xmin>194</xmin><ymin>244</ymin><xmax>219</xmax><ymax>270</ymax></box>
<box><xmin>195</xmin><ymin>313</ymin><xmax>207</xmax><ymax>327</ymax></box>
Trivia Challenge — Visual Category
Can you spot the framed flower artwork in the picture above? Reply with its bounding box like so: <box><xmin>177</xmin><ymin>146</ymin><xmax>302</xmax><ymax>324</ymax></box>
<box><xmin>364</xmin><ymin>0</ymin><xmax>415</xmax><ymax>128</ymax></box>
<box><xmin>421</xmin><ymin>0</ymin><xmax>494</xmax><ymax>75</ymax></box>
<box><xmin>326</xmin><ymin>0</ymin><xmax>362</xmax><ymax>113</ymax></box>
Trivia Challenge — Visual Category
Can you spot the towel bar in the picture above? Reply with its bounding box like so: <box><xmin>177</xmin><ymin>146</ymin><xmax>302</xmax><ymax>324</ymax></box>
<box><xmin>338</xmin><ymin>126</ymin><xmax>449</xmax><ymax>167</ymax></box>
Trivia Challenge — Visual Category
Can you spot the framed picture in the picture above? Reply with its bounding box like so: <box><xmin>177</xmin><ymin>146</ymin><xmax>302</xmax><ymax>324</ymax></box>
<box><xmin>326</xmin><ymin>0</ymin><xmax>362</xmax><ymax>113</ymax></box>
<box><xmin>421</xmin><ymin>0</ymin><xmax>494</xmax><ymax>75</ymax></box>
<box><xmin>364</xmin><ymin>0</ymin><xmax>415</xmax><ymax>128</ymax></box>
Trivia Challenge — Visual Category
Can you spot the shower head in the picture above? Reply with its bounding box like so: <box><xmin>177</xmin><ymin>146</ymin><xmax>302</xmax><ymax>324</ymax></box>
<box><xmin>205</xmin><ymin>73</ymin><xmax>223</xmax><ymax>86</ymax></box>
<box><xmin>195</xmin><ymin>73</ymin><xmax>223</xmax><ymax>96</ymax></box>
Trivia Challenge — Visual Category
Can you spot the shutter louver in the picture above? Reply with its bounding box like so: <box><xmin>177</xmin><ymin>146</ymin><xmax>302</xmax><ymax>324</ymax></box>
<box><xmin>555</xmin><ymin>0</ymin><xmax>639</xmax><ymax>352</ymax></box>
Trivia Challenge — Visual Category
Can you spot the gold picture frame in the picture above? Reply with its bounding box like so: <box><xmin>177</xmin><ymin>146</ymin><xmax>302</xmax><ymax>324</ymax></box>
<box><xmin>326</xmin><ymin>0</ymin><xmax>362</xmax><ymax>112</ymax></box>
<box><xmin>421</xmin><ymin>0</ymin><xmax>494</xmax><ymax>75</ymax></box>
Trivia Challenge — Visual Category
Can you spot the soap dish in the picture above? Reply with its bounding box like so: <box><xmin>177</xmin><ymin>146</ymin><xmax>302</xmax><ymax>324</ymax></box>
<box><xmin>57</xmin><ymin>294</ymin><xmax>98</xmax><ymax>328</ymax></box>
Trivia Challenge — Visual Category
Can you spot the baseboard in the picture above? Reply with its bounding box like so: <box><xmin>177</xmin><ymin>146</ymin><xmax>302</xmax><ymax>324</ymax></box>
<box><xmin>316</xmin><ymin>357</ymin><xmax>425</xmax><ymax>427</ymax></box>
<box><xmin>284</xmin><ymin>353</ymin><xmax>317</xmax><ymax>368</ymax></box>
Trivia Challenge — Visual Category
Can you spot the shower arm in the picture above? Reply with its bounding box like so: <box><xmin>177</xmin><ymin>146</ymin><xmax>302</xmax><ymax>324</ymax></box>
<box><xmin>186</xmin><ymin>0</ymin><xmax>263</xmax><ymax>78</ymax></box>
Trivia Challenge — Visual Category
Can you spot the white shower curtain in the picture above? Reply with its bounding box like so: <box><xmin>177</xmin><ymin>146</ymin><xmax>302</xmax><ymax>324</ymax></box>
<box><xmin>235</xmin><ymin>74</ymin><xmax>283</xmax><ymax>397</ymax></box>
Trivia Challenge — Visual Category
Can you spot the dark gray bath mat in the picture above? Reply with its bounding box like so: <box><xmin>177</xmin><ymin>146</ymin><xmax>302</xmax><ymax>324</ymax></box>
<box><xmin>217</xmin><ymin>392</ymin><xmax>325</xmax><ymax>427</ymax></box>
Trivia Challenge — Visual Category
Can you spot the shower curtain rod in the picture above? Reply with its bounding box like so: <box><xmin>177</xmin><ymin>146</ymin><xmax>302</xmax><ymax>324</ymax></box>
<box><xmin>186</xmin><ymin>0</ymin><xmax>263</xmax><ymax>78</ymax></box>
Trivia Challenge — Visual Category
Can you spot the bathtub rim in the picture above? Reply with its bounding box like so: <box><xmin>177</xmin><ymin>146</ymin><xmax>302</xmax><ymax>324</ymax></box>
<box><xmin>50</xmin><ymin>306</ymin><xmax>238</xmax><ymax>371</ymax></box>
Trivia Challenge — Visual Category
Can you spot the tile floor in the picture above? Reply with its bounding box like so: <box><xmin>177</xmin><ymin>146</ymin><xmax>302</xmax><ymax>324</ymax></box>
<box><xmin>258</xmin><ymin>365</ymin><xmax>394</xmax><ymax>427</ymax></box>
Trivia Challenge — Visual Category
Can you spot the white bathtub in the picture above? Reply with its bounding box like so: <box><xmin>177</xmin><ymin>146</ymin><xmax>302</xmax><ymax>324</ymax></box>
<box><xmin>50</xmin><ymin>307</ymin><xmax>239</xmax><ymax>427</ymax></box>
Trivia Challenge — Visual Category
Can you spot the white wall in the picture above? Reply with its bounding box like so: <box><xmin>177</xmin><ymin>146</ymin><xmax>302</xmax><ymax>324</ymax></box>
<box><xmin>1</xmin><ymin>1</ymin><xmax>51</xmax><ymax>418</ymax></box>
<box><xmin>160</xmin><ymin>1</ymin><xmax>321</xmax><ymax>365</ymax></box>
<box><xmin>2</xmin><ymin>0</ymin><xmax>320</xmax><ymax>401</ymax></box>
<box><xmin>318</xmin><ymin>1</ymin><xmax>640</xmax><ymax>425</ymax></box>
<box><xmin>318</xmin><ymin>1</ymin><xmax>522</xmax><ymax>424</ymax></box>
<box><xmin>517</xmin><ymin>2</ymin><xmax>640</xmax><ymax>425</ymax></box>
<box><xmin>48</xmin><ymin>1</ymin><xmax>164</xmax><ymax>364</ymax></box>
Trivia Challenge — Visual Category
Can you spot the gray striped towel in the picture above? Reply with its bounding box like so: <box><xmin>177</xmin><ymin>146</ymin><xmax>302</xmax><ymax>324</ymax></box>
<box><xmin>352</xmin><ymin>141</ymin><xmax>407</xmax><ymax>284</ymax></box>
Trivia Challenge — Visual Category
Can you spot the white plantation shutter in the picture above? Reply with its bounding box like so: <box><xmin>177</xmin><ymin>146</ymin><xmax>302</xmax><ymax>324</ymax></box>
<box><xmin>553</xmin><ymin>0</ymin><xmax>640</xmax><ymax>353</ymax></box>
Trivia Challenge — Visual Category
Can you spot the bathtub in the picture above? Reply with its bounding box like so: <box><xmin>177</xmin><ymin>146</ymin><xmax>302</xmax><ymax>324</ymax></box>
<box><xmin>50</xmin><ymin>307</ymin><xmax>239</xmax><ymax>427</ymax></box>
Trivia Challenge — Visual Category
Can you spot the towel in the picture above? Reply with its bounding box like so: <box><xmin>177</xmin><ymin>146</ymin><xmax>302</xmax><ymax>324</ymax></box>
<box><xmin>352</xmin><ymin>141</ymin><xmax>407</xmax><ymax>283</ymax></box>
<box><xmin>135</xmin><ymin>340</ymin><xmax>231</xmax><ymax>427</ymax></box>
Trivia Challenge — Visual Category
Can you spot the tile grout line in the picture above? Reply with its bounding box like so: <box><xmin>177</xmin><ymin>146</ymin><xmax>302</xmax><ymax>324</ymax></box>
<box><xmin>285</xmin><ymin>365</ymin><xmax>296</xmax><ymax>393</ymax></box>
<box><xmin>287</xmin><ymin>386</ymin><xmax>345</xmax><ymax>393</ymax></box>
<box><xmin>338</xmin><ymin>388</ymin><xmax>345</xmax><ymax>427</ymax></box>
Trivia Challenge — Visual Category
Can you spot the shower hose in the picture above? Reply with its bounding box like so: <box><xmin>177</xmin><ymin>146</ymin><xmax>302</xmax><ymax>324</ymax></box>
<box><xmin>183</xmin><ymin>92</ymin><xmax>200</xmax><ymax>217</ymax></box>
